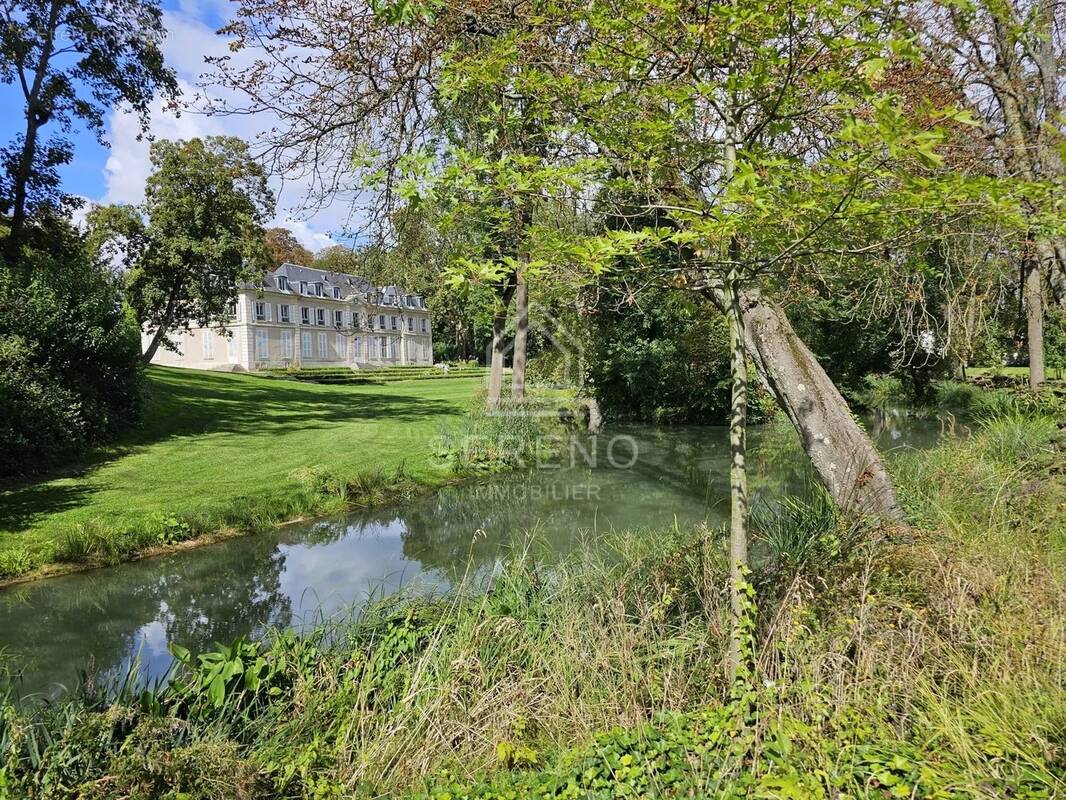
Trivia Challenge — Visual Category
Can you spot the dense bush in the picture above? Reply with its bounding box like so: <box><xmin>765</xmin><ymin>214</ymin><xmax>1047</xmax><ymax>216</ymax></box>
<box><xmin>0</xmin><ymin>220</ymin><xmax>143</xmax><ymax>478</ymax></box>
<box><xmin>586</xmin><ymin>289</ymin><xmax>776</xmax><ymax>424</ymax></box>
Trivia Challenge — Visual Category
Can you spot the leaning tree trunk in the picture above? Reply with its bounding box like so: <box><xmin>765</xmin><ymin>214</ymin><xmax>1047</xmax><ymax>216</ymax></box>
<box><xmin>141</xmin><ymin>324</ymin><xmax>169</xmax><ymax>364</ymax></box>
<box><xmin>1024</xmin><ymin>263</ymin><xmax>1046</xmax><ymax>390</ymax></box>
<box><xmin>511</xmin><ymin>273</ymin><xmax>529</xmax><ymax>402</ymax></box>
<box><xmin>736</xmin><ymin>290</ymin><xmax>905</xmax><ymax>522</ymax></box>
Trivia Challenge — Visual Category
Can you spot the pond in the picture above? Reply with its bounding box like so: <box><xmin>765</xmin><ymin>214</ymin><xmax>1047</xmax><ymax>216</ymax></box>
<box><xmin>0</xmin><ymin>414</ymin><xmax>944</xmax><ymax>699</ymax></box>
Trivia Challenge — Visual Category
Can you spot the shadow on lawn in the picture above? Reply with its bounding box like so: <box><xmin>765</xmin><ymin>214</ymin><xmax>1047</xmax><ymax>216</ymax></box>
<box><xmin>0</xmin><ymin>368</ymin><xmax>473</xmax><ymax>532</ymax></box>
<box><xmin>0</xmin><ymin>482</ymin><xmax>99</xmax><ymax>534</ymax></box>
<box><xmin>131</xmin><ymin>367</ymin><xmax>467</xmax><ymax>444</ymax></box>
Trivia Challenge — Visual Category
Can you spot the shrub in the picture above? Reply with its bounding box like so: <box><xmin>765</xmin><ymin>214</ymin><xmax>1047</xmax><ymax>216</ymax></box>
<box><xmin>932</xmin><ymin>378</ymin><xmax>985</xmax><ymax>413</ymax></box>
<box><xmin>852</xmin><ymin>373</ymin><xmax>909</xmax><ymax>411</ymax></box>
<box><xmin>751</xmin><ymin>484</ymin><xmax>864</xmax><ymax>578</ymax></box>
<box><xmin>971</xmin><ymin>412</ymin><xmax>1059</xmax><ymax>465</ymax></box>
<box><xmin>586</xmin><ymin>288</ymin><xmax>777</xmax><ymax>425</ymax></box>
<box><xmin>288</xmin><ymin>464</ymin><xmax>348</xmax><ymax>498</ymax></box>
<box><xmin>0</xmin><ymin>219</ymin><xmax>143</xmax><ymax>477</ymax></box>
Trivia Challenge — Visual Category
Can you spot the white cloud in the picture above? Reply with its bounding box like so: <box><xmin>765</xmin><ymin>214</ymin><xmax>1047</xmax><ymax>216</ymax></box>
<box><xmin>67</xmin><ymin>196</ymin><xmax>93</xmax><ymax>231</ymax></box>
<box><xmin>102</xmin><ymin>79</ymin><xmax>222</xmax><ymax>206</ymax></box>
<box><xmin>285</xmin><ymin>219</ymin><xmax>337</xmax><ymax>254</ymax></box>
<box><xmin>96</xmin><ymin>2</ymin><xmax>351</xmax><ymax>250</ymax></box>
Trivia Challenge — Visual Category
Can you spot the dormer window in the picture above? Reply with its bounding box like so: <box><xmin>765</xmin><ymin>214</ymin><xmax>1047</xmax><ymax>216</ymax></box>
<box><xmin>300</xmin><ymin>281</ymin><xmax>308</xmax><ymax>294</ymax></box>
<box><xmin>333</xmin><ymin>287</ymin><xmax>341</xmax><ymax>299</ymax></box>
<box><xmin>277</xmin><ymin>275</ymin><xmax>289</xmax><ymax>291</ymax></box>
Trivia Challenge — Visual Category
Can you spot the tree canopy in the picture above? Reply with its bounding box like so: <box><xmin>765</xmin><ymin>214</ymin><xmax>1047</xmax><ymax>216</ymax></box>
<box><xmin>0</xmin><ymin>0</ymin><xmax>178</xmax><ymax>257</ymax></box>
<box><xmin>89</xmin><ymin>137</ymin><xmax>275</xmax><ymax>363</ymax></box>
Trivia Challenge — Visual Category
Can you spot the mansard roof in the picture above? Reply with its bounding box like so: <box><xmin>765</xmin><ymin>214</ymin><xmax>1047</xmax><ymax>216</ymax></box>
<box><xmin>257</xmin><ymin>263</ymin><xmax>426</xmax><ymax>308</ymax></box>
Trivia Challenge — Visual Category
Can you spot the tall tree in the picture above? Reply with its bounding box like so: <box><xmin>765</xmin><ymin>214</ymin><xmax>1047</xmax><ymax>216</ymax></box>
<box><xmin>0</xmin><ymin>0</ymin><xmax>178</xmax><ymax>258</ymax></box>
<box><xmin>209</xmin><ymin>1</ymin><xmax>585</xmax><ymax>407</ymax></box>
<box><xmin>914</xmin><ymin>0</ymin><xmax>1066</xmax><ymax>387</ymax></box>
<box><xmin>88</xmin><ymin>137</ymin><xmax>275</xmax><ymax>363</ymax></box>
<box><xmin>547</xmin><ymin>0</ymin><xmax>994</xmax><ymax>674</ymax></box>
<box><xmin>264</xmin><ymin>227</ymin><xmax>314</xmax><ymax>268</ymax></box>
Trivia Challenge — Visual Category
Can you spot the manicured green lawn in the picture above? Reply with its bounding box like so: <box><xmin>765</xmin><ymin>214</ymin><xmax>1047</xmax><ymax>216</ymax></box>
<box><xmin>968</xmin><ymin>365</ymin><xmax>1066</xmax><ymax>380</ymax></box>
<box><xmin>0</xmin><ymin>367</ymin><xmax>481</xmax><ymax>575</ymax></box>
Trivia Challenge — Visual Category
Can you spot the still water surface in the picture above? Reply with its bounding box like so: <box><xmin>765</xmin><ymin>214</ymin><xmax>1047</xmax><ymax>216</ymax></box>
<box><xmin>0</xmin><ymin>416</ymin><xmax>941</xmax><ymax>698</ymax></box>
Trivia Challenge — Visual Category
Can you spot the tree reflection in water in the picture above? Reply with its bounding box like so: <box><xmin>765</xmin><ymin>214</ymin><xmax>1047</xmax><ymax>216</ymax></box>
<box><xmin>0</xmin><ymin>534</ymin><xmax>291</xmax><ymax>699</ymax></box>
<box><xmin>0</xmin><ymin>418</ymin><xmax>943</xmax><ymax>700</ymax></box>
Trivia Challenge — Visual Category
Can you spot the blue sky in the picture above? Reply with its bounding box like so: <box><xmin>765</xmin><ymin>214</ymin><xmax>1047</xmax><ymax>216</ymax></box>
<box><xmin>0</xmin><ymin>0</ymin><xmax>340</xmax><ymax>251</ymax></box>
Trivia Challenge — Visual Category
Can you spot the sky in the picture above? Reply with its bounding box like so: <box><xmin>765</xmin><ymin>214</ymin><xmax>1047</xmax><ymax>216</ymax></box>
<box><xmin>0</xmin><ymin>0</ymin><xmax>341</xmax><ymax>253</ymax></box>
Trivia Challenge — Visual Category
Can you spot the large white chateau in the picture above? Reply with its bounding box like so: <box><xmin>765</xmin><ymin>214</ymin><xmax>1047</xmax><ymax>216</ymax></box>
<box><xmin>145</xmin><ymin>263</ymin><xmax>433</xmax><ymax>371</ymax></box>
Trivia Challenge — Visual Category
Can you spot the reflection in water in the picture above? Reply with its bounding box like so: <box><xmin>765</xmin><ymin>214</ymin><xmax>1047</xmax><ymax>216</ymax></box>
<box><xmin>0</xmin><ymin>419</ymin><xmax>944</xmax><ymax>699</ymax></box>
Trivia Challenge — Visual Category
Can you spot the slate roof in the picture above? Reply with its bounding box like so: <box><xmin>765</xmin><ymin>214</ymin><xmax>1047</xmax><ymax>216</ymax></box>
<box><xmin>258</xmin><ymin>263</ymin><xmax>426</xmax><ymax>308</ymax></box>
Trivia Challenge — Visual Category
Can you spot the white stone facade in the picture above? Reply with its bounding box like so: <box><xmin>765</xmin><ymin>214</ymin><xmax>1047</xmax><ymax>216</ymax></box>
<box><xmin>144</xmin><ymin>263</ymin><xmax>433</xmax><ymax>372</ymax></box>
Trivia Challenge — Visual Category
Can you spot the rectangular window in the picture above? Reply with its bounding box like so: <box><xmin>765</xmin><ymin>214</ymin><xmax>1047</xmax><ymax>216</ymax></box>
<box><xmin>202</xmin><ymin>332</ymin><xmax>214</xmax><ymax>360</ymax></box>
<box><xmin>316</xmin><ymin>308</ymin><xmax>326</xmax><ymax>326</ymax></box>
<box><xmin>317</xmin><ymin>332</ymin><xmax>327</xmax><ymax>358</ymax></box>
<box><xmin>421</xmin><ymin>318</ymin><xmax>428</xmax><ymax>333</ymax></box>
<box><xmin>407</xmin><ymin>316</ymin><xmax>414</xmax><ymax>331</ymax></box>
<box><xmin>390</xmin><ymin>316</ymin><xmax>398</xmax><ymax>331</ymax></box>
<box><xmin>301</xmin><ymin>331</ymin><xmax>312</xmax><ymax>358</ymax></box>
<box><xmin>255</xmin><ymin>329</ymin><xmax>269</xmax><ymax>360</ymax></box>
<box><xmin>279</xmin><ymin>304</ymin><xmax>291</xmax><ymax>323</ymax></box>
<box><xmin>255</xmin><ymin>301</ymin><xmax>266</xmax><ymax>322</ymax></box>
<box><xmin>379</xmin><ymin>336</ymin><xmax>388</xmax><ymax>359</ymax></box>
<box><xmin>333</xmin><ymin>309</ymin><xmax>343</xmax><ymax>327</ymax></box>
<box><xmin>226</xmin><ymin>300</ymin><xmax>238</xmax><ymax>319</ymax></box>
<box><xmin>301</xmin><ymin>306</ymin><xmax>310</xmax><ymax>325</ymax></box>
<box><xmin>335</xmin><ymin>333</ymin><xmax>345</xmax><ymax>358</ymax></box>
<box><xmin>281</xmin><ymin>330</ymin><xmax>294</xmax><ymax>359</ymax></box>
<box><xmin>378</xmin><ymin>314</ymin><xmax>385</xmax><ymax>329</ymax></box>
<box><xmin>352</xmin><ymin>337</ymin><xmax>361</xmax><ymax>360</ymax></box>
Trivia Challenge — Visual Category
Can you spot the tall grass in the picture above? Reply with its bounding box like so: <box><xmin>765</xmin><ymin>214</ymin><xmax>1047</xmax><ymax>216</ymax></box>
<box><xmin>0</xmin><ymin>410</ymin><xmax>1063</xmax><ymax>797</ymax></box>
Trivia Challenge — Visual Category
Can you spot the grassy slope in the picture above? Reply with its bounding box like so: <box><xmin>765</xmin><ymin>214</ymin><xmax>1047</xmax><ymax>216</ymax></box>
<box><xmin>0</xmin><ymin>366</ymin><xmax>480</xmax><ymax>572</ymax></box>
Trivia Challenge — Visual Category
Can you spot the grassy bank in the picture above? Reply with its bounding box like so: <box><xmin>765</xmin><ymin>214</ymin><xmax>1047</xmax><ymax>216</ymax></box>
<box><xmin>0</xmin><ymin>367</ymin><xmax>484</xmax><ymax>579</ymax></box>
<box><xmin>0</xmin><ymin>409</ymin><xmax>1062</xmax><ymax>798</ymax></box>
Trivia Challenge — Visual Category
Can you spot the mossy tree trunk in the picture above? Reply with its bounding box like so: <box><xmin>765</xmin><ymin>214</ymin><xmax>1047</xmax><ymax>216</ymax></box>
<box><xmin>724</xmin><ymin>276</ymin><xmax>749</xmax><ymax>682</ymax></box>
<box><xmin>735</xmin><ymin>290</ymin><xmax>905</xmax><ymax>522</ymax></box>
<box><xmin>1025</xmin><ymin>262</ymin><xmax>1046</xmax><ymax>390</ymax></box>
